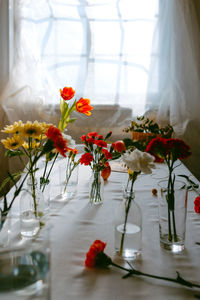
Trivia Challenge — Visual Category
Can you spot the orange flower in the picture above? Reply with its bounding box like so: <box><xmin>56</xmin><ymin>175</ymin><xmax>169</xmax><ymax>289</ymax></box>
<box><xmin>76</xmin><ymin>98</ymin><xmax>93</xmax><ymax>116</ymax></box>
<box><xmin>111</xmin><ymin>140</ymin><xmax>126</xmax><ymax>153</ymax></box>
<box><xmin>60</xmin><ymin>87</ymin><xmax>75</xmax><ymax>101</ymax></box>
<box><xmin>101</xmin><ymin>163</ymin><xmax>111</xmax><ymax>181</ymax></box>
<box><xmin>85</xmin><ymin>240</ymin><xmax>108</xmax><ymax>267</ymax></box>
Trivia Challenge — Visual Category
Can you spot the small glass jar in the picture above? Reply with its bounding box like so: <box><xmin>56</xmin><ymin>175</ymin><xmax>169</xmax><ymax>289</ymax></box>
<box><xmin>115</xmin><ymin>191</ymin><xmax>142</xmax><ymax>260</ymax></box>
<box><xmin>89</xmin><ymin>171</ymin><xmax>104</xmax><ymax>205</ymax></box>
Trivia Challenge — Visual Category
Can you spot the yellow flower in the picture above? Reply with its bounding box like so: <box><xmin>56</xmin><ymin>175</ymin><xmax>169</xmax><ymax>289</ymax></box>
<box><xmin>23</xmin><ymin>141</ymin><xmax>40</xmax><ymax>149</ymax></box>
<box><xmin>21</xmin><ymin>121</ymin><xmax>44</xmax><ymax>138</ymax></box>
<box><xmin>1</xmin><ymin>120</ymin><xmax>24</xmax><ymax>134</ymax></box>
<box><xmin>40</xmin><ymin>122</ymin><xmax>52</xmax><ymax>132</ymax></box>
<box><xmin>1</xmin><ymin>135</ymin><xmax>24</xmax><ymax>150</ymax></box>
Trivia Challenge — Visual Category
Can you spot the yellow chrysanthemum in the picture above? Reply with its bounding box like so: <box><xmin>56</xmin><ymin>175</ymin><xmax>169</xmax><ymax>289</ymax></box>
<box><xmin>1</xmin><ymin>120</ymin><xmax>24</xmax><ymax>134</ymax></box>
<box><xmin>21</xmin><ymin>121</ymin><xmax>44</xmax><ymax>138</ymax></box>
<box><xmin>1</xmin><ymin>135</ymin><xmax>24</xmax><ymax>150</ymax></box>
<box><xmin>23</xmin><ymin>141</ymin><xmax>40</xmax><ymax>149</ymax></box>
<box><xmin>40</xmin><ymin>122</ymin><xmax>52</xmax><ymax>132</ymax></box>
<box><xmin>40</xmin><ymin>122</ymin><xmax>53</xmax><ymax>139</ymax></box>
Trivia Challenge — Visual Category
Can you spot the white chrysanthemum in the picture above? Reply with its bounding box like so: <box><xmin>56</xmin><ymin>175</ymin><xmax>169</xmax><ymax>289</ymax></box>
<box><xmin>62</xmin><ymin>133</ymin><xmax>76</xmax><ymax>149</ymax></box>
<box><xmin>122</xmin><ymin>149</ymin><xmax>155</xmax><ymax>174</ymax></box>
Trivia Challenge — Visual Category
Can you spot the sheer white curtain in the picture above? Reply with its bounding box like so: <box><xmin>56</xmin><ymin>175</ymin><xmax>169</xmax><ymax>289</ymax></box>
<box><xmin>1</xmin><ymin>0</ymin><xmax>200</xmax><ymax>183</ymax></box>
<box><xmin>146</xmin><ymin>0</ymin><xmax>200</xmax><ymax>179</ymax></box>
<box><xmin>1</xmin><ymin>0</ymin><xmax>158</xmax><ymax>139</ymax></box>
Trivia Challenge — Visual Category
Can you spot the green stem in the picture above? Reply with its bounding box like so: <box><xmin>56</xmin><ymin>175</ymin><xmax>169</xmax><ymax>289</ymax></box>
<box><xmin>119</xmin><ymin>173</ymin><xmax>137</xmax><ymax>256</ymax></box>
<box><xmin>42</xmin><ymin>153</ymin><xmax>58</xmax><ymax>192</ymax></box>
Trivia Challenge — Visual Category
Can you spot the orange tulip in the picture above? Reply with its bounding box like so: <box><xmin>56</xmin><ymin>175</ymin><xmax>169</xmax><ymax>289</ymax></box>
<box><xmin>76</xmin><ymin>98</ymin><xmax>93</xmax><ymax>116</ymax></box>
<box><xmin>60</xmin><ymin>87</ymin><xmax>75</xmax><ymax>101</ymax></box>
<box><xmin>101</xmin><ymin>164</ymin><xmax>111</xmax><ymax>181</ymax></box>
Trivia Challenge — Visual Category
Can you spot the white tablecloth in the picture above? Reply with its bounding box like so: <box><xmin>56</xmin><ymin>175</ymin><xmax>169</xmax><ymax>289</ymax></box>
<box><xmin>47</xmin><ymin>160</ymin><xmax>200</xmax><ymax>300</ymax></box>
<box><xmin>3</xmin><ymin>158</ymin><xmax>200</xmax><ymax>300</ymax></box>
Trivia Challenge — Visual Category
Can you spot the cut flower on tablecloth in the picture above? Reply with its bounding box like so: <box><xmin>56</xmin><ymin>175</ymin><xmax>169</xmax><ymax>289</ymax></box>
<box><xmin>85</xmin><ymin>240</ymin><xmax>200</xmax><ymax>289</ymax></box>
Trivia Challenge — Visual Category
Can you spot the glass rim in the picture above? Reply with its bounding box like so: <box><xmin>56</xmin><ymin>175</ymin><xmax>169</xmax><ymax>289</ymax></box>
<box><xmin>158</xmin><ymin>179</ymin><xmax>186</xmax><ymax>190</ymax></box>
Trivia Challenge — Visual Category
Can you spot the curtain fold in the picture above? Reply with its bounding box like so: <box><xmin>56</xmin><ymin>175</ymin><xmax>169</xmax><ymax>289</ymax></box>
<box><xmin>146</xmin><ymin>0</ymin><xmax>200</xmax><ymax>180</ymax></box>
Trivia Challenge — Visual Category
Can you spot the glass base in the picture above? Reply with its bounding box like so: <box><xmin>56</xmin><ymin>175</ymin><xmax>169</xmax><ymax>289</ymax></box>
<box><xmin>20</xmin><ymin>211</ymin><xmax>40</xmax><ymax>238</ymax></box>
<box><xmin>160</xmin><ymin>234</ymin><xmax>185</xmax><ymax>253</ymax></box>
<box><xmin>115</xmin><ymin>248</ymin><xmax>141</xmax><ymax>260</ymax></box>
<box><xmin>90</xmin><ymin>199</ymin><xmax>103</xmax><ymax>205</ymax></box>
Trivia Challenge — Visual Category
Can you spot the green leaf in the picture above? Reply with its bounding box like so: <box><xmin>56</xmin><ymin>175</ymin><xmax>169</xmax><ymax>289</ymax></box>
<box><xmin>5</xmin><ymin>149</ymin><xmax>24</xmax><ymax>157</ymax></box>
<box><xmin>68</xmin><ymin>118</ymin><xmax>76</xmax><ymax>123</ymax></box>
<box><xmin>0</xmin><ymin>171</ymin><xmax>23</xmax><ymax>193</ymax></box>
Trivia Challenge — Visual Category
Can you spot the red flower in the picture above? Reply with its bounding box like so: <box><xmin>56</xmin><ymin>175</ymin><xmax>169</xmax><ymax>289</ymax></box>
<box><xmin>54</xmin><ymin>136</ymin><xmax>68</xmax><ymax>157</ymax></box>
<box><xmin>86</xmin><ymin>137</ymin><xmax>95</xmax><ymax>144</ymax></box>
<box><xmin>85</xmin><ymin>240</ymin><xmax>111</xmax><ymax>268</ymax></box>
<box><xmin>166</xmin><ymin>139</ymin><xmax>191</xmax><ymax>160</ymax></box>
<box><xmin>45</xmin><ymin>125</ymin><xmax>62</xmax><ymax>141</ymax></box>
<box><xmin>102</xmin><ymin>148</ymin><xmax>112</xmax><ymax>160</ymax></box>
<box><xmin>146</xmin><ymin>137</ymin><xmax>168</xmax><ymax>162</ymax></box>
<box><xmin>45</xmin><ymin>126</ymin><xmax>68</xmax><ymax>157</ymax></box>
<box><xmin>88</xmin><ymin>132</ymin><xmax>98</xmax><ymax>138</ymax></box>
<box><xmin>111</xmin><ymin>140</ymin><xmax>126</xmax><ymax>153</ymax></box>
<box><xmin>60</xmin><ymin>87</ymin><xmax>75</xmax><ymax>101</ymax></box>
<box><xmin>194</xmin><ymin>196</ymin><xmax>200</xmax><ymax>213</ymax></box>
<box><xmin>81</xmin><ymin>135</ymin><xmax>87</xmax><ymax>142</ymax></box>
<box><xmin>80</xmin><ymin>153</ymin><xmax>93</xmax><ymax>165</ymax></box>
<box><xmin>98</xmin><ymin>135</ymin><xmax>103</xmax><ymax>140</ymax></box>
<box><xmin>95</xmin><ymin>140</ymin><xmax>107</xmax><ymax>148</ymax></box>
<box><xmin>76</xmin><ymin>98</ymin><xmax>93</xmax><ymax>116</ymax></box>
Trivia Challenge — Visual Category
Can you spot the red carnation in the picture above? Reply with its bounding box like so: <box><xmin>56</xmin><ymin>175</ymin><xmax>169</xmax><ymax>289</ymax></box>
<box><xmin>85</xmin><ymin>240</ymin><xmax>111</xmax><ymax>268</ymax></box>
<box><xmin>80</xmin><ymin>152</ymin><xmax>93</xmax><ymax>165</ymax></box>
<box><xmin>45</xmin><ymin>125</ymin><xmax>62</xmax><ymax>141</ymax></box>
<box><xmin>166</xmin><ymin>139</ymin><xmax>191</xmax><ymax>160</ymax></box>
<box><xmin>88</xmin><ymin>132</ymin><xmax>98</xmax><ymax>138</ymax></box>
<box><xmin>102</xmin><ymin>148</ymin><xmax>112</xmax><ymax>160</ymax></box>
<box><xmin>194</xmin><ymin>196</ymin><xmax>200</xmax><ymax>213</ymax></box>
<box><xmin>98</xmin><ymin>135</ymin><xmax>103</xmax><ymax>140</ymax></box>
<box><xmin>54</xmin><ymin>136</ymin><xmax>68</xmax><ymax>157</ymax></box>
<box><xmin>81</xmin><ymin>135</ymin><xmax>87</xmax><ymax>142</ymax></box>
<box><xmin>146</xmin><ymin>137</ymin><xmax>168</xmax><ymax>162</ymax></box>
<box><xmin>95</xmin><ymin>140</ymin><xmax>107</xmax><ymax>148</ymax></box>
<box><xmin>86</xmin><ymin>137</ymin><xmax>95</xmax><ymax>144</ymax></box>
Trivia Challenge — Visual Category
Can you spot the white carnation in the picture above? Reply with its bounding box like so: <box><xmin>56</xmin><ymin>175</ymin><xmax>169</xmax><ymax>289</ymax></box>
<box><xmin>122</xmin><ymin>149</ymin><xmax>155</xmax><ymax>174</ymax></box>
<box><xmin>62</xmin><ymin>133</ymin><xmax>76</xmax><ymax>149</ymax></box>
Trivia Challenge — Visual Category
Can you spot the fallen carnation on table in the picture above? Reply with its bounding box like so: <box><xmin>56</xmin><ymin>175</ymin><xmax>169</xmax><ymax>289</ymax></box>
<box><xmin>85</xmin><ymin>240</ymin><xmax>200</xmax><ymax>289</ymax></box>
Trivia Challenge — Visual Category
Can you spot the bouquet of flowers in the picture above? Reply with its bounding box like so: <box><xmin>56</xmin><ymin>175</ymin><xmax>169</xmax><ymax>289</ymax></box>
<box><xmin>80</xmin><ymin>131</ymin><xmax>120</xmax><ymax>204</ymax></box>
<box><xmin>1</xmin><ymin>121</ymin><xmax>68</xmax><ymax>224</ymax></box>
<box><xmin>58</xmin><ymin>86</ymin><xmax>93</xmax><ymax>132</ymax></box>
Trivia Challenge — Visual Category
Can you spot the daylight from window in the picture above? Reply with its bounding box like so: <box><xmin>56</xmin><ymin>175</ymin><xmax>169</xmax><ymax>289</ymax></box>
<box><xmin>22</xmin><ymin>0</ymin><xmax>158</xmax><ymax>114</ymax></box>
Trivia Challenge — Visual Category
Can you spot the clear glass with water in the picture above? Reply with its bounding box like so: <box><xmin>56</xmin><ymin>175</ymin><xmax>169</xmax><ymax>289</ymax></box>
<box><xmin>115</xmin><ymin>192</ymin><xmax>142</xmax><ymax>260</ymax></box>
<box><xmin>0</xmin><ymin>226</ymin><xmax>51</xmax><ymax>299</ymax></box>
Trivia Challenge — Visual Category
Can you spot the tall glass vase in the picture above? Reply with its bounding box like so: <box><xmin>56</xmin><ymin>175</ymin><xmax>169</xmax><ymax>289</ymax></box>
<box><xmin>59</xmin><ymin>164</ymin><xmax>79</xmax><ymax>200</ymax></box>
<box><xmin>114</xmin><ymin>192</ymin><xmax>142</xmax><ymax>260</ymax></box>
<box><xmin>20</xmin><ymin>178</ymin><xmax>46</xmax><ymax>238</ymax></box>
<box><xmin>158</xmin><ymin>180</ymin><xmax>187</xmax><ymax>252</ymax></box>
<box><xmin>89</xmin><ymin>171</ymin><xmax>104</xmax><ymax>205</ymax></box>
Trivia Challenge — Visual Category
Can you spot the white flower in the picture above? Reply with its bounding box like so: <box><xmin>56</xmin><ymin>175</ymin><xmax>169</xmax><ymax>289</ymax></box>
<box><xmin>62</xmin><ymin>133</ymin><xmax>76</xmax><ymax>149</ymax></box>
<box><xmin>122</xmin><ymin>149</ymin><xmax>155</xmax><ymax>174</ymax></box>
